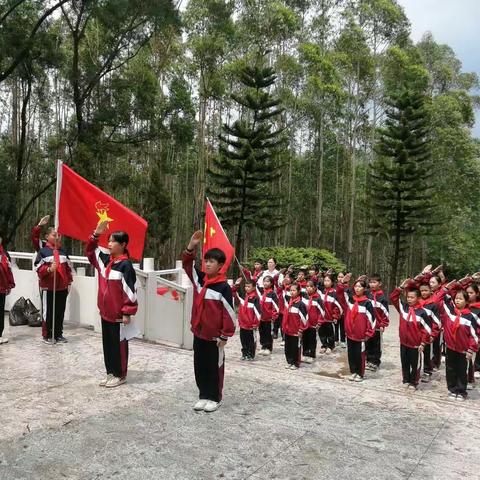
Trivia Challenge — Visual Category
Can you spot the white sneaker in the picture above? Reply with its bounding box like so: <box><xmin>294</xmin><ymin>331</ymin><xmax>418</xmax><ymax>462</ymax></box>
<box><xmin>353</xmin><ymin>374</ymin><xmax>364</xmax><ymax>382</ymax></box>
<box><xmin>301</xmin><ymin>356</ymin><xmax>307</xmax><ymax>362</ymax></box>
<box><xmin>340</xmin><ymin>342</ymin><xmax>346</xmax><ymax>349</ymax></box>
<box><xmin>448</xmin><ymin>391</ymin><xmax>457</xmax><ymax>398</ymax></box>
<box><xmin>280</xmin><ymin>341</ymin><xmax>285</xmax><ymax>346</ymax></box>
<box><xmin>319</xmin><ymin>348</ymin><xmax>327</xmax><ymax>355</ymax></box>
<box><xmin>0</xmin><ymin>337</ymin><xmax>8</xmax><ymax>344</ymax></box>
<box><xmin>99</xmin><ymin>374</ymin><xmax>114</xmax><ymax>387</ymax></box>
<box><xmin>348</xmin><ymin>374</ymin><xmax>356</xmax><ymax>381</ymax></box>
<box><xmin>204</xmin><ymin>400</ymin><xmax>221</xmax><ymax>412</ymax></box>
<box><xmin>305</xmin><ymin>357</ymin><xmax>314</xmax><ymax>364</ymax></box>
<box><xmin>265</xmin><ymin>350</ymin><xmax>272</xmax><ymax>356</ymax></box>
<box><xmin>467</xmin><ymin>383</ymin><xmax>475</xmax><ymax>390</ymax></box>
<box><xmin>193</xmin><ymin>399</ymin><xmax>208</xmax><ymax>411</ymax></box>
<box><xmin>325</xmin><ymin>348</ymin><xmax>332</xmax><ymax>355</ymax></box>
<box><xmin>474</xmin><ymin>371</ymin><xmax>480</xmax><ymax>379</ymax></box>
<box><xmin>285</xmin><ymin>364</ymin><xmax>291</xmax><ymax>369</ymax></box>
<box><xmin>289</xmin><ymin>364</ymin><xmax>299</xmax><ymax>370</ymax></box>
<box><xmin>105</xmin><ymin>376</ymin><xmax>126</xmax><ymax>388</ymax></box>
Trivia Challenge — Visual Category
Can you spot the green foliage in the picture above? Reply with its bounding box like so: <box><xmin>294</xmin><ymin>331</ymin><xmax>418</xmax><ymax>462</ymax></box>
<box><xmin>249</xmin><ymin>247</ymin><xmax>345</xmax><ymax>272</ymax></box>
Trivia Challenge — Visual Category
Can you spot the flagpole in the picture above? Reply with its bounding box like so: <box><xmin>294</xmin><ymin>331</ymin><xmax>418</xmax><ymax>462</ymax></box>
<box><xmin>235</xmin><ymin>255</ymin><xmax>248</xmax><ymax>282</ymax></box>
<box><xmin>51</xmin><ymin>160</ymin><xmax>63</xmax><ymax>345</ymax></box>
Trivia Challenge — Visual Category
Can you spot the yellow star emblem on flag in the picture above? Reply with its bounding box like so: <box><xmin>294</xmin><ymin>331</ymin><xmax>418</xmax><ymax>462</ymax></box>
<box><xmin>96</xmin><ymin>201</ymin><xmax>113</xmax><ymax>228</ymax></box>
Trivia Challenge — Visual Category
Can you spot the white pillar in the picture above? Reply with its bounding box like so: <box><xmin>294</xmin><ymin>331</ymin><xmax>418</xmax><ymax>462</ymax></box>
<box><xmin>143</xmin><ymin>258</ymin><xmax>155</xmax><ymax>272</ymax></box>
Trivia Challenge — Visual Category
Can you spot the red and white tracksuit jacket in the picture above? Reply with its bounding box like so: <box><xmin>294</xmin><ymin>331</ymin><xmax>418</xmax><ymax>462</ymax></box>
<box><xmin>182</xmin><ymin>249</ymin><xmax>235</xmax><ymax>342</ymax></box>
<box><xmin>436</xmin><ymin>290</ymin><xmax>478</xmax><ymax>354</ymax></box>
<box><xmin>282</xmin><ymin>294</ymin><xmax>309</xmax><ymax>336</ymax></box>
<box><xmin>317</xmin><ymin>287</ymin><xmax>342</xmax><ymax>325</ymax></box>
<box><xmin>390</xmin><ymin>288</ymin><xmax>432</xmax><ymax>348</ymax></box>
<box><xmin>336</xmin><ymin>283</ymin><xmax>376</xmax><ymax>341</ymax></box>
<box><xmin>86</xmin><ymin>236</ymin><xmax>138</xmax><ymax>323</ymax></box>
<box><xmin>0</xmin><ymin>249</ymin><xmax>15</xmax><ymax>294</ymax></box>
<box><xmin>232</xmin><ymin>288</ymin><xmax>261</xmax><ymax>330</ymax></box>
<box><xmin>367</xmin><ymin>289</ymin><xmax>390</xmax><ymax>330</ymax></box>
<box><xmin>34</xmin><ymin>242</ymin><xmax>73</xmax><ymax>291</ymax></box>
<box><xmin>256</xmin><ymin>285</ymin><xmax>279</xmax><ymax>322</ymax></box>
<box><xmin>302</xmin><ymin>292</ymin><xmax>324</xmax><ymax>328</ymax></box>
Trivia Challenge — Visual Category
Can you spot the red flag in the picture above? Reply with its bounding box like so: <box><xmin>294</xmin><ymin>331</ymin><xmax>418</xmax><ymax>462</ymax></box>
<box><xmin>57</xmin><ymin>163</ymin><xmax>148</xmax><ymax>260</ymax></box>
<box><xmin>202</xmin><ymin>199</ymin><xmax>234</xmax><ymax>274</ymax></box>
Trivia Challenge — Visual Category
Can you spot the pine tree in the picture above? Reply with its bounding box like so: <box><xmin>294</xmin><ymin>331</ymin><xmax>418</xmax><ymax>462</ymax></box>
<box><xmin>369</xmin><ymin>87</ymin><xmax>435</xmax><ymax>288</ymax></box>
<box><xmin>207</xmin><ymin>55</ymin><xmax>287</xmax><ymax>260</ymax></box>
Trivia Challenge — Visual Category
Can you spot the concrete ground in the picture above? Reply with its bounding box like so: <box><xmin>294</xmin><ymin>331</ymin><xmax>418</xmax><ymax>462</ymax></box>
<box><xmin>0</xmin><ymin>310</ymin><xmax>479</xmax><ymax>480</ymax></box>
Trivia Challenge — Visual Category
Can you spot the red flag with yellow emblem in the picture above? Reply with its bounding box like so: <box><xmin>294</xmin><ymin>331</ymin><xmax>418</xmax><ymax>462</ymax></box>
<box><xmin>56</xmin><ymin>162</ymin><xmax>148</xmax><ymax>260</ymax></box>
<box><xmin>202</xmin><ymin>199</ymin><xmax>234</xmax><ymax>273</ymax></box>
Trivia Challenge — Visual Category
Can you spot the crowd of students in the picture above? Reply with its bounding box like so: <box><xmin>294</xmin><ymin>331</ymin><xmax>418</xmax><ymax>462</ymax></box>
<box><xmin>1</xmin><ymin>224</ymin><xmax>480</xmax><ymax>413</ymax></box>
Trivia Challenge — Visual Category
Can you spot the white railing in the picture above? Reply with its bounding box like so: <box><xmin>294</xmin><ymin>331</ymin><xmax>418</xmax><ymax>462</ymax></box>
<box><xmin>6</xmin><ymin>252</ymin><xmax>194</xmax><ymax>350</ymax></box>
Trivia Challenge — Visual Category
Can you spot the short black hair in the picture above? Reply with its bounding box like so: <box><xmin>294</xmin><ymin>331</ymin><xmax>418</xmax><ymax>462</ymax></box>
<box><xmin>307</xmin><ymin>279</ymin><xmax>317</xmax><ymax>288</ymax></box>
<box><xmin>369</xmin><ymin>273</ymin><xmax>382</xmax><ymax>282</ymax></box>
<box><xmin>244</xmin><ymin>279</ymin><xmax>255</xmax><ymax>287</ymax></box>
<box><xmin>110</xmin><ymin>231</ymin><xmax>129</xmax><ymax>245</ymax></box>
<box><xmin>354</xmin><ymin>279</ymin><xmax>368</xmax><ymax>289</ymax></box>
<box><xmin>407</xmin><ymin>288</ymin><xmax>420</xmax><ymax>297</ymax></box>
<box><xmin>204</xmin><ymin>248</ymin><xmax>226</xmax><ymax>264</ymax></box>
<box><xmin>254</xmin><ymin>259</ymin><xmax>263</xmax><ymax>264</ymax></box>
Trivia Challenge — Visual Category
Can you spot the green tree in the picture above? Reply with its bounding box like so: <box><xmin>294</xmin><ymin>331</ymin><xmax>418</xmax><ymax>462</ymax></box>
<box><xmin>369</xmin><ymin>48</ymin><xmax>434</xmax><ymax>287</ymax></box>
<box><xmin>207</xmin><ymin>56</ymin><xmax>287</xmax><ymax>261</ymax></box>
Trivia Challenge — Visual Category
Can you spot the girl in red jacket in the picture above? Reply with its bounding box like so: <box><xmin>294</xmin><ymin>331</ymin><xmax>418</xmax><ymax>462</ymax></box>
<box><xmin>282</xmin><ymin>283</ymin><xmax>308</xmax><ymax>369</ymax></box>
<box><xmin>87</xmin><ymin>221</ymin><xmax>138</xmax><ymax>389</ymax></box>
<box><xmin>301</xmin><ymin>280</ymin><xmax>324</xmax><ymax>363</ymax></box>
<box><xmin>337</xmin><ymin>274</ymin><xmax>376</xmax><ymax>382</ymax></box>
<box><xmin>233</xmin><ymin>278</ymin><xmax>261</xmax><ymax>360</ymax></box>
<box><xmin>318</xmin><ymin>274</ymin><xmax>342</xmax><ymax>354</ymax></box>
<box><xmin>437</xmin><ymin>283</ymin><xmax>479</xmax><ymax>400</ymax></box>
<box><xmin>0</xmin><ymin>238</ymin><xmax>15</xmax><ymax>344</ymax></box>
<box><xmin>390</xmin><ymin>281</ymin><xmax>433</xmax><ymax>390</ymax></box>
<box><xmin>466</xmin><ymin>282</ymin><xmax>480</xmax><ymax>379</ymax></box>
<box><xmin>256</xmin><ymin>275</ymin><xmax>279</xmax><ymax>356</ymax></box>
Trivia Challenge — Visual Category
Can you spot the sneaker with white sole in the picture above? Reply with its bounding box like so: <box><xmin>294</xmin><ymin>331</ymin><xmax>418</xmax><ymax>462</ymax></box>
<box><xmin>319</xmin><ymin>348</ymin><xmax>327</xmax><ymax>355</ymax></box>
<box><xmin>353</xmin><ymin>374</ymin><xmax>364</xmax><ymax>382</ymax></box>
<box><xmin>325</xmin><ymin>348</ymin><xmax>332</xmax><ymax>355</ymax></box>
<box><xmin>474</xmin><ymin>371</ymin><xmax>480</xmax><ymax>379</ymax></box>
<box><xmin>280</xmin><ymin>341</ymin><xmax>285</xmax><ymax>347</ymax></box>
<box><xmin>305</xmin><ymin>357</ymin><xmax>314</xmax><ymax>364</ymax></box>
<box><xmin>348</xmin><ymin>373</ymin><xmax>356</xmax><ymax>381</ymax></box>
<box><xmin>421</xmin><ymin>373</ymin><xmax>432</xmax><ymax>383</ymax></box>
<box><xmin>448</xmin><ymin>391</ymin><xmax>457</xmax><ymax>398</ymax></box>
<box><xmin>265</xmin><ymin>350</ymin><xmax>272</xmax><ymax>356</ymax></box>
<box><xmin>105</xmin><ymin>376</ymin><xmax>126</xmax><ymax>388</ymax></box>
<box><xmin>204</xmin><ymin>400</ymin><xmax>221</xmax><ymax>412</ymax></box>
<box><xmin>55</xmin><ymin>336</ymin><xmax>68</xmax><ymax>343</ymax></box>
<box><xmin>43</xmin><ymin>337</ymin><xmax>55</xmax><ymax>345</ymax></box>
<box><xmin>467</xmin><ymin>383</ymin><xmax>475</xmax><ymax>390</ymax></box>
<box><xmin>99</xmin><ymin>374</ymin><xmax>114</xmax><ymax>387</ymax></box>
<box><xmin>0</xmin><ymin>337</ymin><xmax>8</xmax><ymax>344</ymax></box>
<box><xmin>340</xmin><ymin>342</ymin><xmax>346</xmax><ymax>349</ymax></box>
<box><xmin>193</xmin><ymin>399</ymin><xmax>209</xmax><ymax>411</ymax></box>
<box><xmin>285</xmin><ymin>364</ymin><xmax>291</xmax><ymax>369</ymax></box>
<box><xmin>301</xmin><ymin>356</ymin><xmax>307</xmax><ymax>362</ymax></box>
<box><xmin>289</xmin><ymin>364</ymin><xmax>299</xmax><ymax>370</ymax></box>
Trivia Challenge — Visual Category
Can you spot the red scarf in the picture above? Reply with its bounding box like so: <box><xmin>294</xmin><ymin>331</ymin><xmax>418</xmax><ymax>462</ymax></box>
<box><xmin>52</xmin><ymin>247</ymin><xmax>67</xmax><ymax>283</ymax></box>
<box><xmin>350</xmin><ymin>295</ymin><xmax>367</xmax><ymax>327</ymax></box>
<box><xmin>194</xmin><ymin>272</ymin><xmax>228</xmax><ymax>329</ymax></box>
<box><xmin>288</xmin><ymin>295</ymin><xmax>300</xmax><ymax>311</ymax></box>
<box><xmin>242</xmin><ymin>291</ymin><xmax>256</xmax><ymax>316</ymax></box>
<box><xmin>261</xmin><ymin>287</ymin><xmax>272</xmax><ymax>305</ymax></box>
<box><xmin>452</xmin><ymin>308</ymin><xmax>469</xmax><ymax>339</ymax></box>
<box><xmin>405</xmin><ymin>305</ymin><xmax>421</xmax><ymax>334</ymax></box>
<box><xmin>105</xmin><ymin>254</ymin><xmax>129</xmax><ymax>279</ymax></box>
<box><xmin>0</xmin><ymin>244</ymin><xmax>9</xmax><ymax>275</ymax></box>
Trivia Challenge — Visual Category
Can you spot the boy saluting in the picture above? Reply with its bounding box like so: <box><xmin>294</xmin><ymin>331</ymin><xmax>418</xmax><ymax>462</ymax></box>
<box><xmin>182</xmin><ymin>230</ymin><xmax>236</xmax><ymax>413</ymax></box>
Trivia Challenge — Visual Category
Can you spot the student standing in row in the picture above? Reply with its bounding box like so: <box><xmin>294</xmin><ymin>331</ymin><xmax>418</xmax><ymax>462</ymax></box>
<box><xmin>182</xmin><ymin>230</ymin><xmax>236</xmax><ymax>413</ymax></box>
<box><xmin>0</xmin><ymin>236</ymin><xmax>15</xmax><ymax>344</ymax></box>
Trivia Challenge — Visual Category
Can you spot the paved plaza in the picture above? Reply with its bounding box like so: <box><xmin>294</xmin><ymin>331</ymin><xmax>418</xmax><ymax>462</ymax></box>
<box><xmin>1</xmin><ymin>310</ymin><xmax>479</xmax><ymax>480</ymax></box>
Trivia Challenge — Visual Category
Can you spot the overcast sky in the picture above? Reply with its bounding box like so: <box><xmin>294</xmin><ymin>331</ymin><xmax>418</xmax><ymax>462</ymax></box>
<box><xmin>397</xmin><ymin>0</ymin><xmax>480</xmax><ymax>136</ymax></box>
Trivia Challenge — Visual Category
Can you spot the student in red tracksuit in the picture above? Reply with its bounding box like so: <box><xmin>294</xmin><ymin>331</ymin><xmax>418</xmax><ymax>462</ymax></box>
<box><xmin>429</xmin><ymin>271</ymin><xmax>447</xmax><ymax>368</ymax></box>
<box><xmin>34</xmin><ymin>223</ymin><xmax>73</xmax><ymax>344</ymax></box>
<box><xmin>334</xmin><ymin>272</ymin><xmax>347</xmax><ymax>347</ymax></box>
<box><xmin>87</xmin><ymin>221</ymin><xmax>138</xmax><ymax>388</ymax></box>
<box><xmin>256</xmin><ymin>275</ymin><xmax>279</xmax><ymax>356</ymax></box>
<box><xmin>182</xmin><ymin>230</ymin><xmax>236</xmax><ymax>413</ymax></box>
<box><xmin>301</xmin><ymin>280</ymin><xmax>324</xmax><ymax>363</ymax></box>
<box><xmin>436</xmin><ymin>282</ymin><xmax>479</xmax><ymax>400</ymax></box>
<box><xmin>242</xmin><ymin>259</ymin><xmax>264</xmax><ymax>284</ymax></box>
<box><xmin>318</xmin><ymin>274</ymin><xmax>342</xmax><ymax>354</ymax></box>
<box><xmin>390</xmin><ymin>281</ymin><xmax>433</xmax><ymax>390</ymax></box>
<box><xmin>296</xmin><ymin>270</ymin><xmax>308</xmax><ymax>293</ymax></box>
<box><xmin>466</xmin><ymin>282</ymin><xmax>480</xmax><ymax>380</ymax></box>
<box><xmin>366</xmin><ymin>274</ymin><xmax>390</xmax><ymax>372</ymax></box>
<box><xmin>417</xmin><ymin>282</ymin><xmax>441</xmax><ymax>382</ymax></box>
<box><xmin>232</xmin><ymin>278</ymin><xmax>261</xmax><ymax>360</ymax></box>
<box><xmin>0</xmin><ymin>238</ymin><xmax>15</xmax><ymax>344</ymax></box>
<box><xmin>274</xmin><ymin>273</ymin><xmax>292</xmax><ymax>345</ymax></box>
<box><xmin>282</xmin><ymin>283</ymin><xmax>308</xmax><ymax>369</ymax></box>
<box><xmin>337</xmin><ymin>274</ymin><xmax>376</xmax><ymax>382</ymax></box>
